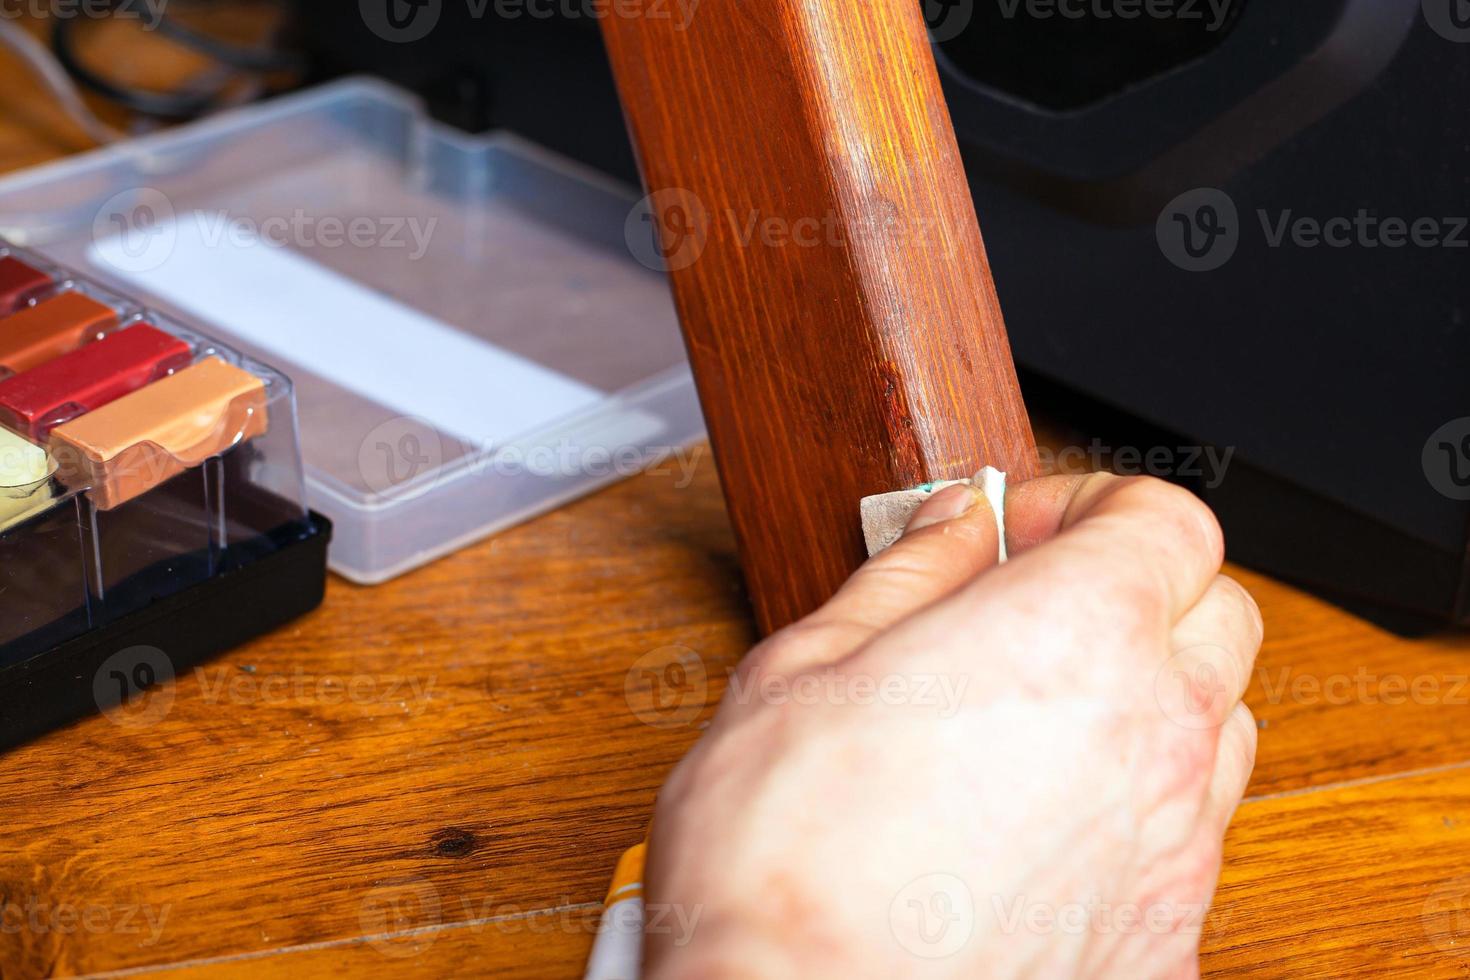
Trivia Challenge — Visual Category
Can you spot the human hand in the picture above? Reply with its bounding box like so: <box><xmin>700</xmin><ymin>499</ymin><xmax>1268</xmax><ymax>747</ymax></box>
<box><xmin>644</xmin><ymin>474</ymin><xmax>1262</xmax><ymax>978</ymax></box>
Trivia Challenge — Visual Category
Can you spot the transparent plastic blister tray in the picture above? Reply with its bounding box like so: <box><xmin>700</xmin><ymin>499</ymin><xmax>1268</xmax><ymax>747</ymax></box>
<box><xmin>0</xmin><ymin>241</ymin><xmax>310</xmax><ymax>669</ymax></box>
<box><xmin>0</xmin><ymin>78</ymin><xmax>702</xmax><ymax>584</ymax></box>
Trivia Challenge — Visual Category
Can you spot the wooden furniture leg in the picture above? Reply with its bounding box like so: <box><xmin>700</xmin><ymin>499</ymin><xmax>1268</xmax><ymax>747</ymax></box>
<box><xmin>602</xmin><ymin>0</ymin><xmax>1038</xmax><ymax>633</ymax></box>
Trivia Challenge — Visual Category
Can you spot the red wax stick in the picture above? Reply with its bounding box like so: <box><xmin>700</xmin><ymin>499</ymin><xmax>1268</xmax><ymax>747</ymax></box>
<box><xmin>0</xmin><ymin>257</ymin><xmax>51</xmax><ymax>315</ymax></box>
<box><xmin>0</xmin><ymin>322</ymin><xmax>191</xmax><ymax>439</ymax></box>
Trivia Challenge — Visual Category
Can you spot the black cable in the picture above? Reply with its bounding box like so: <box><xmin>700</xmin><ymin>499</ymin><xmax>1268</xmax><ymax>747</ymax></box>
<box><xmin>51</xmin><ymin>0</ymin><xmax>300</xmax><ymax>120</ymax></box>
<box><xmin>52</xmin><ymin>15</ymin><xmax>223</xmax><ymax>119</ymax></box>
<box><xmin>149</xmin><ymin>7</ymin><xmax>302</xmax><ymax>74</ymax></box>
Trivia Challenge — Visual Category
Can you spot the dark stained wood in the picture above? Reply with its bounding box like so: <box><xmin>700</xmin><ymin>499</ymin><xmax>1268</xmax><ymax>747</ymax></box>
<box><xmin>600</xmin><ymin>0</ymin><xmax>1038</xmax><ymax>633</ymax></box>
<box><xmin>4</xmin><ymin>7</ymin><xmax>1470</xmax><ymax>979</ymax></box>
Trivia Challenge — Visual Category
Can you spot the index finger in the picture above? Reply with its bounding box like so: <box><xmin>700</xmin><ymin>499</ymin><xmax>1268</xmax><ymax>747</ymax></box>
<box><xmin>743</xmin><ymin>483</ymin><xmax>1002</xmax><ymax>680</ymax></box>
<box><xmin>1002</xmin><ymin>472</ymin><xmax>1226</xmax><ymax>629</ymax></box>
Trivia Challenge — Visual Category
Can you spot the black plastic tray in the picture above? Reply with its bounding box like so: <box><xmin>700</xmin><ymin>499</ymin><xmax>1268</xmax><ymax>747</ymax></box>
<box><xmin>0</xmin><ymin>512</ymin><xmax>331</xmax><ymax>751</ymax></box>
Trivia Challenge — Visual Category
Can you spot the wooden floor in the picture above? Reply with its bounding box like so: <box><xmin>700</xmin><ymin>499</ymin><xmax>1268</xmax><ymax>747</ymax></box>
<box><xmin>3</xmin><ymin>16</ymin><xmax>1470</xmax><ymax>979</ymax></box>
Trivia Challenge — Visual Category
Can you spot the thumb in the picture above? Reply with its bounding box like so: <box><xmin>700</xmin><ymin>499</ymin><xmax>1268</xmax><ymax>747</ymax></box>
<box><xmin>770</xmin><ymin>484</ymin><xmax>1003</xmax><ymax>673</ymax></box>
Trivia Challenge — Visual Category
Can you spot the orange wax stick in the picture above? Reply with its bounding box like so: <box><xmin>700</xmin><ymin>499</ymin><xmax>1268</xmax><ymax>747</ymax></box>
<box><xmin>49</xmin><ymin>356</ymin><xmax>269</xmax><ymax>510</ymax></box>
<box><xmin>0</xmin><ymin>292</ymin><xmax>115</xmax><ymax>375</ymax></box>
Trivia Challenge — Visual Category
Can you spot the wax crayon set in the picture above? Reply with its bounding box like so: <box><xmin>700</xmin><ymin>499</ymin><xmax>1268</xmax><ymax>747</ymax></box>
<box><xmin>0</xmin><ymin>241</ymin><xmax>329</xmax><ymax>748</ymax></box>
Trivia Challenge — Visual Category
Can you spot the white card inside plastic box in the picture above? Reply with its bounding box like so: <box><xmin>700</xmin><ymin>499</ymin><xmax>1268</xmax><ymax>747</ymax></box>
<box><xmin>89</xmin><ymin>215</ymin><xmax>603</xmax><ymax>449</ymax></box>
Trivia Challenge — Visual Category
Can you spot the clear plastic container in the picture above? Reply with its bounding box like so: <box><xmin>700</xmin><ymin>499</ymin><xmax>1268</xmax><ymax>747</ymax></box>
<box><xmin>0</xmin><ymin>242</ymin><xmax>311</xmax><ymax>669</ymax></box>
<box><xmin>0</xmin><ymin>78</ymin><xmax>702</xmax><ymax>583</ymax></box>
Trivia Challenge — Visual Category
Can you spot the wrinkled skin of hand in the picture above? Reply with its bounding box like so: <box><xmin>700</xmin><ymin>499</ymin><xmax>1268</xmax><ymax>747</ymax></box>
<box><xmin>645</xmin><ymin>474</ymin><xmax>1262</xmax><ymax>979</ymax></box>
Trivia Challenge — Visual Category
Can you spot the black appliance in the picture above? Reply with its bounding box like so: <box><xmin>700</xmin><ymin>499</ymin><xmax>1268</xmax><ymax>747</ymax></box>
<box><xmin>295</xmin><ymin>0</ymin><xmax>1470</xmax><ymax>630</ymax></box>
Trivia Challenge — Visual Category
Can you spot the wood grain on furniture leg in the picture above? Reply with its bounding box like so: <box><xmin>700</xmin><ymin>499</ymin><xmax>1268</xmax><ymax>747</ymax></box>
<box><xmin>601</xmin><ymin>0</ymin><xmax>1038</xmax><ymax>632</ymax></box>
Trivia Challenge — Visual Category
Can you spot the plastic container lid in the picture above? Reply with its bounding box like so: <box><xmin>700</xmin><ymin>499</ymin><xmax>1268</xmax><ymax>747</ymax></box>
<box><xmin>0</xmin><ymin>78</ymin><xmax>705</xmax><ymax>583</ymax></box>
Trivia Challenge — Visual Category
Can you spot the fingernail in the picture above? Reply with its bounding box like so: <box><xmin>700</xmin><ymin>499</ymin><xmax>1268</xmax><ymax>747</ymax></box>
<box><xmin>907</xmin><ymin>484</ymin><xmax>982</xmax><ymax>533</ymax></box>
